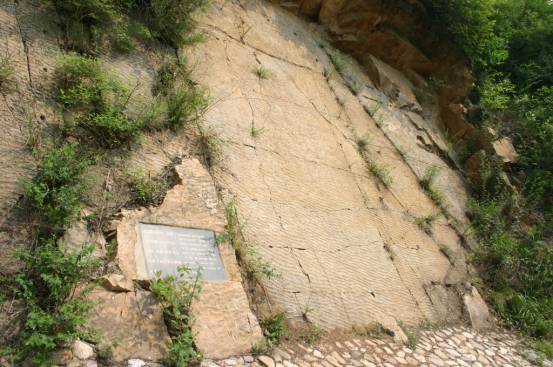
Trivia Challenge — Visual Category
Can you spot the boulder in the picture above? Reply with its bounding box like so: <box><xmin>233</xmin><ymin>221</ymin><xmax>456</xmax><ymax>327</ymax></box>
<box><xmin>492</xmin><ymin>137</ymin><xmax>518</xmax><ymax>164</ymax></box>
<box><xmin>72</xmin><ymin>340</ymin><xmax>94</xmax><ymax>360</ymax></box>
<box><xmin>462</xmin><ymin>286</ymin><xmax>492</xmax><ymax>331</ymax></box>
<box><xmin>100</xmin><ymin>273</ymin><xmax>133</xmax><ymax>292</ymax></box>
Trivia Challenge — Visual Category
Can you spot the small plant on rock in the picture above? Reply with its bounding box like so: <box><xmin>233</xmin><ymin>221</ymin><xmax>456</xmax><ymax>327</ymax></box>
<box><xmin>125</xmin><ymin>168</ymin><xmax>167</xmax><ymax>206</ymax></box>
<box><xmin>367</xmin><ymin>157</ymin><xmax>393</xmax><ymax>188</ymax></box>
<box><xmin>150</xmin><ymin>266</ymin><xmax>203</xmax><ymax>367</ymax></box>
<box><xmin>167</xmin><ymin>86</ymin><xmax>209</xmax><ymax>129</ymax></box>
<box><xmin>420</xmin><ymin>165</ymin><xmax>449</xmax><ymax>215</ymax></box>
<box><xmin>414</xmin><ymin>213</ymin><xmax>440</xmax><ymax>235</ymax></box>
<box><xmin>0</xmin><ymin>51</ymin><xmax>14</xmax><ymax>89</ymax></box>
<box><xmin>254</xmin><ymin>66</ymin><xmax>269</xmax><ymax>79</ymax></box>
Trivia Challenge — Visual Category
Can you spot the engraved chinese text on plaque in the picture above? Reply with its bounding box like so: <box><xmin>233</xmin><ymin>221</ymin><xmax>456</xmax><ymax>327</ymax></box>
<box><xmin>138</xmin><ymin>223</ymin><xmax>226</xmax><ymax>281</ymax></box>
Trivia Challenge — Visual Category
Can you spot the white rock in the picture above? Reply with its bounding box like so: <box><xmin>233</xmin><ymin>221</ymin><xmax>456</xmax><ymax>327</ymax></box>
<box><xmin>128</xmin><ymin>359</ymin><xmax>146</xmax><ymax>367</ymax></box>
<box><xmin>85</xmin><ymin>361</ymin><xmax>98</xmax><ymax>367</ymax></box>
<box><xmin>72</xmin><ymin>340</ymin><xmax>94</xmax><ymax>360</ymax></box>
<box><xmin>313</xmin><ymin>350</ymin><xmax>323</xmax><ymax>358</ymax></box>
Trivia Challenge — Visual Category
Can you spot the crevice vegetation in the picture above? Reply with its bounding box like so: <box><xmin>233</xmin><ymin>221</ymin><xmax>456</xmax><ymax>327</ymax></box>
<box><xmin>356</xmin><ymin>136</ymin><xmax>393</xmax><ymax>189</ymax></box>
<box><xmin>150</xmin><ymin>266</ymin><xmax>203</xmax><ymax>367</ymax></box>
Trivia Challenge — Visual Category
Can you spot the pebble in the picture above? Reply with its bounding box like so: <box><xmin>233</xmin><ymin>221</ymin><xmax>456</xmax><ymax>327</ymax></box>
<box><xmin>259</xmin><ymin>356</ymin><xmax>275</xmax><ymax>367</ymax></box>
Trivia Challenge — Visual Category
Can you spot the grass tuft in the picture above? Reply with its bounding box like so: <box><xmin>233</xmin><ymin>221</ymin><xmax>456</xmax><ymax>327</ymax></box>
<box><xmin>414</xmin><ymin>213</ymin><xmax>439</xmax><ymax>235</ymax></box>
<box><xmin>254</xmin><ymin>66</ymin><xmax>270</xmax><ymax>79</ymax></box>
<box><xmin>0</xmin><ymin>51</ymin><xmax>14</xmax><ymax>89</ymax></box>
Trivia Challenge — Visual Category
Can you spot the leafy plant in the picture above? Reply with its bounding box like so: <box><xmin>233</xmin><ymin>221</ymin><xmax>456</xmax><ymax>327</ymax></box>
<box><xmin>0</xmin><ymin>51</ymin><xmax>14</xmax><ymax>89</ymax></box>
<box><xmin>25</xmin><ymin>143</ymin><xmax>91</xmax><ymax>237</ymax></box>
<box><xmin>260</xmin><ymin>312</ymin><xmax>288</xmax><ymax>346</ymax></box>
<box><xmin>85</xmin><ymin>110</ymin><xmax>143</xmax><ymax>147</ymax></box>
<box><xmin>167</xmin><ymin>86</ymin><xmax>209</xmax><ymax>129</ymax></box>
<box><xmin>125</xmin><ymin>168</ymin><xmax>167</xmax><ymax>206</ymax></box>
<box><xmin>366</xmin><ymin>157</ymin><xmax>393</xmax><ymax>188</ymax></box>
<box><xmin>150</xmin><ymin>266</ymin><xmax>203</xmax><ymax>367</ymax></box>
<box><xmin>414</xmin><ymin>213</ymin><xmax>439</xmax><ymax>235</ymax></box>
<box><xmin>12</xmin><ymin>242</ymin><xmax>98</xmax><ymax>366</ymax></box>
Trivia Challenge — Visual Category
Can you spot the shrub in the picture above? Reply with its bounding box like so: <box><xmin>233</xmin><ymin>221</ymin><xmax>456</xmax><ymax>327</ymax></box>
<box><xmin>85</xmin><ymin>110</ymin><xmax>143</xmax><ymax>147</ymax></box>
<box><xmin>56</xmin><ymin>53</ymin><xmax>128</xmax><ymax>111</ymax></box>
<box><xmin>125</xmin><ymin>169</ymin><xmax>167</xmax><ymax>206</ymax></box>
<box><xmin>260</xmin><ymin>312</ymin><xmax>288</xmax><ymax>346</ymax></box>
<box><xmin>13</xmin><ymin>242</ymin><xmax>98</xmax><ymax>366</ymax></box>
<box><xmin>137</xmin><ymin>0</ymin><xmax>210</xmax><ymax>47</ymax></box>
<box><xmin>0</xmin><ymin>52</ymin><xmax>14</xmax><ymax>88</ymax></box>
<box><xmin>167</xmin><ymin>86</ymin><xmax>209</xmax><ymax>128</ymax></box>
<box><xmin>25</xmin><ymin>143</ymin><xmax>91</xmax><ymax>236</ymax></box>
<box><xmin>197</xmin><ymin>126</ymin><xmax>222</xmax><ymax>167</ymax></box>
<box><xmin>150</xmin><ymin>266</ymin><xmax>203</xmax><ymax>367</ymax></box>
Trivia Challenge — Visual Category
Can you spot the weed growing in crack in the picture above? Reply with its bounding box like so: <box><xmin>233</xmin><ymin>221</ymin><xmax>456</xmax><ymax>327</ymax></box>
<box><xmin>250</xmin><ymin>125</ymin><xmax>265</xmax><ymax>138</ymax></box>
<box><xmin>167</xmin><ymin>86</ymin><xmax>209</xmax><ymax>129</ymax></box>
<box><xmin>365</xmin><ymin>102</ymin><xmax>381</xmax><ymax>118</ymax></box>
<box><xmin>329</xmin><ymin>49</ymin><xmax>351</xmax><ymax>74</ymax></box>
<box><xmin>354</xmin><ymin>323</ymin><xmax>388</xmax><ymax>339</ymax></box>
<box><xmin>150</xmin><ymin>266</ymin><xmax>203</xmax><ymax>367</ymax></box>
<box><xmin>298</xmin><ymin>324</ymin><xmax>324</xmax><ymax>345</ymax></box>
<box><xmin>366</xmin><ymin>157</ymin><xmax>393</xmax><ymax>188</ymax></box>
<box><xmin>0</xmin><ymin>50</ymin><xmax>14</xmax><ymax>90</ymax></box>
<box><xmin>438</xmin><ymin>243</ymin><xmax>454</xmax><ymax>263</ymax></box>
<box><xmin>398</xmin><ymin>321</ymin><xmax>418</xmax><ymax>350</ymax></box>
<box><xmin>414</xmin><ymin>213</ymin><xmax>440</xmax><ymax>235</ymax></box>
<box><xmin>356</xmin><ymin>135</ymin><xmax>371</xmax><ymax>153</ymax></box>
<box><xmin>197</xmin><ymin>125</ymin><xmax>222</xmax><ymax>167</ymax></box>
<box><xmin>222</xmin><ymin>201</ymin><xmax>279</xmax><ymax>281</ymax></box>
<box><xmin>254</xmin><ymin>66</ymin><xmax>270</xmax><ymax>79</ymax></box>
<box><xmin>420</xmin><ymin>165</ymin><xmax>449</xmax><ymax>216</ymax></box>
<box><xmin>125</xmin><ymin>168</ymin><xmax>167</xmax><ymax>206</ymax></box>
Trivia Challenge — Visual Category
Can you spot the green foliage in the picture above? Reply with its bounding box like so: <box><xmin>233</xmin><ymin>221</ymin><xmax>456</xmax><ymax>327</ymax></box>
<box><xmin>298</xmin><ymin>324</ymin><xmax>324</xmax><ymax>345</ymax></box>
<box><xmin>150</xmin><ymin>266</ymin><xmax>203</xmax><ymax>367</ymax></box>
<box><xmin>125</xmin><ymin>168</ymin><xmax>167</xmax><ymax>206</ymax></box>
<box><xmin>25</xmin><ymin>143</ymin><xmax>91</xmax><ymax>237</ymax></box>
<box><xmin>12</xmin><ymin>242</ymin><xmax>98</xmax><ymax>366</ymax></box>
<box><xmin>222</xmin><ymin>201</ymin><xmax>279</xmax><ymax>280</ymax></box>
<box><xmin>86</xmin><ymin>110</ymin><xmax>143</xmax><ymax>147</ymax></box>
<box><xmin>197</xmin><ymin>126</ymin><xmax>222</xmax><ymax>167</ymax></box>
<box><xmin>49</xmin><ymin>0</ymin><xmax>209</xmax><ymax>51</ymax></box>
<box><xmin>254</xmin><ymin>66</ymin><xmax>269</xmax><ymax>79</ymax></box>
<box><xmin>56</xmin><ymin>54</ymin><xmax>145</xmax><ymax>146</ymax></box>
<box><xmin>167</xmin><ymin>86</ymin><xmax>209</xmax><ymax>129</ymax></box>
<box><xmin>469</xmin><ymin>153</ymin><xmax>553</xmax><ymax>341</ymax></box>
<box><xmin>0</xmin><ymin>51</ymin><xmax>14</xmax><ymax>88</ymax></box>
<box><xmin>366</xmin><ymin>157</ymin><xmax>393</xmax><ymax>188</ymax></box>
<box><xmin>330</xmin><ymin>49</ymin><xmax>351</xmax><ymax>74</ymax></box>
<box><xmin>420</xmin><ymin>166</ymin><xmax>449</xmax><ymax>215</ymax></box>
<box><xmin>356</xmin><ymin>135</ymin><xmax>371</xmax><ymax>153</ymax></box>
<box><xmin>414</xmin><ymin>213</ymin><xmax>439</xmax><ymax>235</ymax></box>
<box><xmin>260</xmin><ymin>313</ymin><xmax>288</xmax><ymax>346</ymax></box>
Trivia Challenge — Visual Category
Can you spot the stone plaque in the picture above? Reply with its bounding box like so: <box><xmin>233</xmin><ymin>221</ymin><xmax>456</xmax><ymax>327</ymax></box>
<box><xmin>138</xmin><ymin>223</ymin><xmax>226</xmax><ymax>281</ymax></box>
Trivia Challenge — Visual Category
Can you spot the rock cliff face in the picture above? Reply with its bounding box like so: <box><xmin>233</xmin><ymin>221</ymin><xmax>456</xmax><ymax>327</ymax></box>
<box><xmin>1</xmin><ymin>0</ymin><xmax>489</xmax><ymax>362</ymax></box>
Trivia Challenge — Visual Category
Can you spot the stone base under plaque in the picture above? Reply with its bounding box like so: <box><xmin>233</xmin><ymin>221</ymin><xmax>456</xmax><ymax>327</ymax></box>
<box><xmin>89</xmin><ymin>159</ymin><xmax>262</xmax><ymax>361</ymax></box>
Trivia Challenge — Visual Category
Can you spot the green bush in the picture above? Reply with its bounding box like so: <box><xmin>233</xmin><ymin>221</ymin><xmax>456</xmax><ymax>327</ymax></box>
<box><xmin>150</xmin><ymin>266</ymin><xmax>203</xmax><ymax>367</ymax></box>
<box><xmin>167</xmin><ymin>86</ymin><xmax>209</xmax><ymax>128</ymax></box>
<box><xmin>0</xmin><ymin>52</ymin><xmax>14</xmax><ymax>88</ymax></box>
<box><xmin>13</xmin><ymin>242</ymin><xmax>98</xmax><ymax>366</ymax></box>
<box><xmin>134</xmin><ymin>0</ymin><xmax>210</xmax><ymax>47</ymax></box>
<box><xmin>125</xmin><ymin>169</ymin><xmax>167</xmax><ymax>206</ymax></box>
<box><xmin>25</xmin><ymin>143</ymin><xmax>91</xmax><ymax>236</ymax></box>
<box><xmin>260</xmin><ymin>312</ymin><xmax>288</xmax><ymax>345</ymax></box>
<box><xmin>56</xmin><ymin>53</ymin><xmax>127</xmax><ymax>111</ymax></box>
<box><xmin>85</xmin><ymin>110</ymin><xmax>143</xmax><ymax>147</ymax></box>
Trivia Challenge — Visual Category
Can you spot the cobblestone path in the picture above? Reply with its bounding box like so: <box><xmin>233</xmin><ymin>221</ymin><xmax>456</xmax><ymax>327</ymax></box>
<box><xmin>209</xmin><ymin>327</ymin><xmax>551</xmax><ymax>367</ymax></box>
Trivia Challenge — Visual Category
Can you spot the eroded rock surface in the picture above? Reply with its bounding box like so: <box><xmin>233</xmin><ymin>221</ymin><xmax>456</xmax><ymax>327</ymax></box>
<box><xmin>187</xmin><ymin>0</ymin><xmax>479</xmax><ymax>332</ymax></box>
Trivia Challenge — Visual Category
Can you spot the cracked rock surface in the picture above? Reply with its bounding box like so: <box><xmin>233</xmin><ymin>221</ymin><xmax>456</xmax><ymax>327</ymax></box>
<box><xmin>189</xmin><ymin>0</ymin><xmax>476</xmax><ymax>330</ymax></box>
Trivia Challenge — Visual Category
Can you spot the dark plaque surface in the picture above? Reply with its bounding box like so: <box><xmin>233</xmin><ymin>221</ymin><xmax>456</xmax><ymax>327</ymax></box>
<box><xmin>139</xmin><ymin>223</ymin><xmax>226</xmax><ymax>281</ymax></box>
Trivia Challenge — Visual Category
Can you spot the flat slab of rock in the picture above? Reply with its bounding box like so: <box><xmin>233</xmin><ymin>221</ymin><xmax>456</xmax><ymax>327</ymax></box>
<box><xmin>463</xmin><ymin>286</ymin><xmax>492</xmax><ymax>331</ymax></box>
<box><xmin>86</xmin><ymin>288</ymin><xmax>170</xmax><ymax>362</ymax></box>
